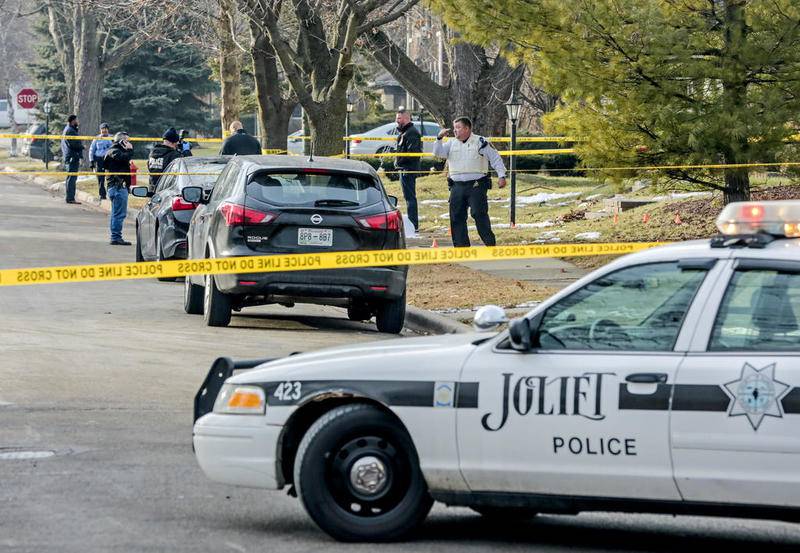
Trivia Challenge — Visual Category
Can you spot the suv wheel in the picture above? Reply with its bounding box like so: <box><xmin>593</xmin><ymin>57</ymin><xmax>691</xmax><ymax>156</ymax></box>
<box><xmin>203</xmin><ymin>273</ymin><xmax>232</xmax><ymax>327</ymax></box>
<box><xmin>294</xmin><ymin>404</ymin><xmax>432</xmax><ymax>542</ymax></box>
<box><xmin>375</xmin><ymin>292</ymin><xmax>405</xmax><ymax>334</ymax></box>
<box><xmin>347</xmin><ymin>302</ymin><xmax>373</xmax><ymax>322</ymax></box>
<box><xmin>184</xmin><ymin>277</ymin><xmax>204</xmax><ymax>315</ymax></box>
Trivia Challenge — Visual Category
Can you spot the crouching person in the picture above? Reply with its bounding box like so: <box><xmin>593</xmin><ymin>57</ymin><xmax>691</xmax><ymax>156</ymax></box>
<box><xmin>104</xmin><ymin>132</ymin><xmax>135</xmax><ymax>246</ymax></box>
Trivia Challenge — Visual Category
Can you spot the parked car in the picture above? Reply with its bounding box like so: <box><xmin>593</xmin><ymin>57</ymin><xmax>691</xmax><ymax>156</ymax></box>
<box><xmin>131</xmin><ymin>157</ymin><xmax>229</xmax><ymax>281</ymax></box>
<box><xmin>20</xmin><ymin>123</ymin><xmax>56</xmax><ymax>161</ymax></box>
<box><xmin>351</xmin><ymin>121</ymin><xmax>443</xmax><ymax>180</ymax></box>
<box><xmin>286</xmin><ymin>130</ymin><xmax>304</xmax><ymax>156</ymax></box>
<box><xmin>193</xmin><ymin>200</ymin><xmax>800</xmax><ymax>541</ymax></box>
<box><xmin>0</xmin><ymin>99</ymin><xmax>9</xmax><ymax>128</ymax></box>
<box><xmin>182</xmin><ymin>155</ymin><xmax>407</xmax><ymax>332</ymax></box>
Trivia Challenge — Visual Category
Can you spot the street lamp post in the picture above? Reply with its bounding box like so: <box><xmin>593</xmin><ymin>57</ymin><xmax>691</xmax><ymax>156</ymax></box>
<box><xmin>505</xmin><ymin>87</ymin><xmax>522</xmax><ymax>226</ymax></box>
<box><xmin>345</xmin><ymin>95</ymin><xmax>355</xmax><ymax>159</ymax></box>
<box><xmin>43</xmin><ymin>100</ymin><xmax>52</xmax><ymax>170</ymax></box>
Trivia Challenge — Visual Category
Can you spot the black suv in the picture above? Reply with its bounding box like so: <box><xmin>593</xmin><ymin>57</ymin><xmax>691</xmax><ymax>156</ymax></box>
<box><xmin>182</xmin><ymin>156</ymin><xmax>408</xmax><ymax>333</ymax></box>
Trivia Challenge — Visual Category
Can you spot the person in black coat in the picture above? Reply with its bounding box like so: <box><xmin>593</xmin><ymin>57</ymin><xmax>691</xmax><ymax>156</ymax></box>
<box><xmin>61</xmin><ymin>114</ymin><xmax>85</xmax><ymax>204</ymax></box>
<box><xmin>219</xmin><ymin>121</ymin><xmax>261</xmax><ymax>155</ymax></box>
<box><xmin>148</xmin><ymin>128</ymin><xmax>183</xmax><ymax>190</ymax></box>
<box><xmin>104</xmin><ymin>132</ymin><xmax>135</xmax><ymax>245</ymax></box>
<box><xmin>394</xmin><ymin>109</ymin><xmax>423</xmax><ymax>232</ymax></box>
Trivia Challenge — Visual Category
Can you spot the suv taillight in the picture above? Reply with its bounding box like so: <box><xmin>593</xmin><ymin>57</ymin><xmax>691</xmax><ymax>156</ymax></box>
<box><xmin>219</xmin><ymin>202</ymin><xmax>277</xmax><ymax>226</ymax></box>
<box><xmin>172</xmin><ymin>196</ymin><xmax>197</xmax><ymax>211</ymax></box>
<box><xmin>354</xmin><ymin>210</ymin><xmax>402</xmax><ymax>232</ymax></box>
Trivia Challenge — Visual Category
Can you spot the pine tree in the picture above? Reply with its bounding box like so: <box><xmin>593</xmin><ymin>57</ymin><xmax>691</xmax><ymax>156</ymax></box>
<box><xmin>430</xmin><ymin>0</ymin><xmax>800</xmax><ymax>202</ymax></box>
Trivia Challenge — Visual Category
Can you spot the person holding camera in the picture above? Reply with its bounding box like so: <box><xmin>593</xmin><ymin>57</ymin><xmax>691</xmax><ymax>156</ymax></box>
<box><xmin>89</xmin><ymin>122</ymin><xmax>112</xmax><ymax>200</ymax></box>
<box><xmin>433</xmin><ymin>116</ymin><xmax>507</xmax><ymax>247</ymax></box>
<box><xmin>61</xmin><ymin>114</ymin><xmax>85</xmax><ymax>204</ymax></box>
<box><xmin>103</xmin><ymin>132</ymin><xmax>135</xmax><ymax>246</ymax></box>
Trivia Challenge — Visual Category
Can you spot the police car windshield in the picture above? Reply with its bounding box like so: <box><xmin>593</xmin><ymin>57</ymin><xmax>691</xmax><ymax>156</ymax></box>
<box><xmin>246</xmin><ymin>171</ymin><xmax>383</xmax><ymax>208</ymax></box>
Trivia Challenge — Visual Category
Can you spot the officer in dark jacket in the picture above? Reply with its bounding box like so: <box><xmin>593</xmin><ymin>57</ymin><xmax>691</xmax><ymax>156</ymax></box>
<box><xmin>104</xmin><ymin>132</ymin><xmax>135</xmax><ymax>245</ymax></box>
<box><xmin>394</xmin><ymin>109</ymin><xmax>422</xmax><ymax>232</ymax></box>
<box><xmin>219</xmin><ymin>121</ymin><xmax>261</xmax><ymax>155</ymax></box>
<box><xmin>61</xmin><ymin>114</ymin><xmax>85</xmax><ymax>204</ymax></box>
<box><xmin>148</xmin><ymin>128</ymin><xmax>183</xmax><ymax>190</ymax></box>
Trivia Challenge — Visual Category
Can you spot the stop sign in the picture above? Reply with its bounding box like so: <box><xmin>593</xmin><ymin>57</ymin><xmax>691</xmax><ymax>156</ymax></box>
<box><xmin>16</xmin><ymin>88</ymin><xmax>39</xmax><ymax>109</ymax></box>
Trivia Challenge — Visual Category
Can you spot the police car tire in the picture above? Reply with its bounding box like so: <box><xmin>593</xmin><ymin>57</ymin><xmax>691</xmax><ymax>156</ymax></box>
<box><xmin>469</xmin><ymin>506</ymin><xmax>538</xmax><ymax>521</ymax></box>
<box><xmin>375</xmin><ymin>293</ymin><xmax>405</xmax><ymax>334</ymax></box>
<box><xmin>203</xmin><ymin>274</ymin><xmax>232</xmax><ymax>327</ymax></box>
<box><xmin>156</xmin><ymin>233</ymin><xmax>176</xmax><ymax>282</ymax></box>
<box><xmin>184</xmin><ymin>277</ymin><xmax>204</xmax><ymax>315</ymax></box>
<box><xmin>294</xmin><ymin>403</ymin><xmax>433</xmax><ymax>542</ymax></box>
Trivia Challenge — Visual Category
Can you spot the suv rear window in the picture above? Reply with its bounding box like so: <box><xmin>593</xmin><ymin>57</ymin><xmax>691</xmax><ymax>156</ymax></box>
<box><xmin>247</xmin><ymin>171</ymin><xmax>383</xmax><ymax>207</ymax></box>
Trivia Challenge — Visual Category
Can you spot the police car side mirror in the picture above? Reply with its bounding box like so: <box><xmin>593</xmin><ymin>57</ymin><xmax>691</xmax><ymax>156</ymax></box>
<box><xmin>130</xmin><ymin>186</ymin><xmax>152</xmax><ymax>198</ymax></box>
<box><xmin>473</xmin><ymin>304</ymin><xmax>508</xmax><ymax>331</ymax></box>
<box><xmin>387</xmin><ymin>195</ymin><xmax>398</xmax><ymax>208</ymax></box>
<box><xmin>182</xmin><ymin>186</ymin><xmax>204</xmax><ymax>204</ymax></box>
<box><xmin>508</xmin><ymin>317</ymin><xmax>532</xmax><ymax>351</ymax></box>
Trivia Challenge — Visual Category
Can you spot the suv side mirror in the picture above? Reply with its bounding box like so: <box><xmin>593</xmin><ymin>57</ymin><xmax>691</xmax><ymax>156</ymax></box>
<box><xmin>130</xmin><ymin>186</ymin><xmax>152</xmax><ymax>198</ymax></box>
<box><xmin>387</xmin><ymin>195</ymin><xmax>398</xmax><ymax>208</ymax></box>
<box><xmin>182</xmin><ymin>186</ymin><xmax>205</xmax><ymax>204</ymax></box>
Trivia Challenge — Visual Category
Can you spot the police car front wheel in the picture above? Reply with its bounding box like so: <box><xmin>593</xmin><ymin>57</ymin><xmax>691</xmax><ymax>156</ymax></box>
<box><xmin>293</xmin><ymin>403</ymin><xmax>433</xmax><ymax>542</ymax></box>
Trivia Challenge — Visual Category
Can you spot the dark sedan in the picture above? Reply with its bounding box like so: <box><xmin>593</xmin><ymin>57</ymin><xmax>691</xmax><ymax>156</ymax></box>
<box><xmin>131</xmin><ymin>157</ymin><xmax>228</xmax><ymax>280</ymax></box>
<box><xmin>182</xmin><ymin>155</ymin><xmax>408</xmax><ymax>333</ymax></box>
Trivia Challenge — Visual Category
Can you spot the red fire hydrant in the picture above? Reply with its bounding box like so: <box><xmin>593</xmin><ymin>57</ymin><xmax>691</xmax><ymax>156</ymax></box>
<box><xmin>129</xmin><ymin>161</ymin><xmax>138</xmax><ymax>187</ymax></box>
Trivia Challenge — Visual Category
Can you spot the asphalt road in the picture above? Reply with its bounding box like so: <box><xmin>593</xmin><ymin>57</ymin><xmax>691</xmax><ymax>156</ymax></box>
<box><xmin>1</xmin><ymin>174</ymin><xmax>800</xmax><ymax>552</ymax></box>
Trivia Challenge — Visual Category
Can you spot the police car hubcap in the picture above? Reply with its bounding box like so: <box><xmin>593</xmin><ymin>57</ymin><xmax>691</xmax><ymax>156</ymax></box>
<box><xmin>349</xmin><ymin>455</ymin><xmax>387</xmax><ymax>495</ymax></box>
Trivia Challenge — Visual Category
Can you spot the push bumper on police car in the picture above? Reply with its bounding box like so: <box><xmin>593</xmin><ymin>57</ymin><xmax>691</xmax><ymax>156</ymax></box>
<box><xmin>193</xmin><ymin>357</ymin><xmax>284</xmax><ymax>489</ymax></box>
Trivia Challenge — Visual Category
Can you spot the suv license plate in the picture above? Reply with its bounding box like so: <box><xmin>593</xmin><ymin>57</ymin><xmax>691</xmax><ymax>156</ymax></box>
<box><xmin>298</xmin><ymin>228</ymin><xmax>333</xmax><ymax>247</ymax></box>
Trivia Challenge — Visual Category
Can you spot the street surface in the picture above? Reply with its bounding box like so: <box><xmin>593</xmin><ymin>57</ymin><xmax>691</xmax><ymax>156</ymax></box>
<box><xmin>1</xmin><ymin>173</ymin><xmax>799</xmax><ymax>551</ymax></box>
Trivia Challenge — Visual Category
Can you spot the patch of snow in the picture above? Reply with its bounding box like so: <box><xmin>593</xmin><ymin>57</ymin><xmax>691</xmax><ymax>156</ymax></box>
<box><xmin>516</xmin><ymin>192</ymin><xmax>580</xmax><ymax>205</ymax></box>
<box><xmin>438</xmin><ymin>213</ymin><xmax>450</xmax><ymax>220</ymax></box>
<box><xmin>575</xmin><ymin>231</ymin><xmax>601</xmax><ymax>240</ymax></box>
<box><xmin>420</xmin><ymin>199</ymin><xmax>448</xmax><ymax>205</ymax></box>
<box><xmin>585</xmin><ymin>194</ymin><xmax>602</xmax><ymax>200</ymax></box>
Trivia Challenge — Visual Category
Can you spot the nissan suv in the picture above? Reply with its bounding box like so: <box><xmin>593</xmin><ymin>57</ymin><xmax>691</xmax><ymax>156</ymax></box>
<box><xmin>182</xmin><ymin>155</ymin><xmax>408</xmax><ymax>333</ymax></box>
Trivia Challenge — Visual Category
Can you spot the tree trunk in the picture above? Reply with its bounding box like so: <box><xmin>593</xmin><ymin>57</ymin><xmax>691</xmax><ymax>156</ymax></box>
<box><xmin>723</xmin><ymin>169</ymin><xmax>750</xmax><ymax>203</ymax></box>
<box><xmin>72</xmin><ymin>7</ymin><xmax>103</xmax><ymax>163</ymax></box>
<box><xmin>365</xmin><ymin>30</ymin><xmax>523</xmax><ymax>137</ymax></box>
<box><xmin>250</xmin><ymin>26</ymin><xmax>296</xmax><ymax>152</ymax></box>
<box><xmin>218</xmin><ymin>0</ymin><xmax>241</xmax><ymax>136</ymax></box>
<box><xmin>306</xmin><ymin>103</ymin><xmax>346</xmax><ymax>157</ymax></box>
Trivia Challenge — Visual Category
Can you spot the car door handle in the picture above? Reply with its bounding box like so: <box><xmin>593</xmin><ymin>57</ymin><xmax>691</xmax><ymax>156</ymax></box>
<box><xmin>626</xmin><ymin>373</ymin><xmax>668</xmax><ymax>384</ymax></box>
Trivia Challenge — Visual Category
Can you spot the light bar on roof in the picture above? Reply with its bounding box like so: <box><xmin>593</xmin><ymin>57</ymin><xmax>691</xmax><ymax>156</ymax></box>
<box><xmin>716</xmin><ymin>200</ymin><xmax>800</xmax><ymax>238</ymax></box>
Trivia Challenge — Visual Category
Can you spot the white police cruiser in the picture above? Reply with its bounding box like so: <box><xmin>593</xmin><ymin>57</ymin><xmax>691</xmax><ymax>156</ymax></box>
<box><xmin>193</xmin><ymin>201</ymin><xmax>800</xmax><ymax>541</ymax></box>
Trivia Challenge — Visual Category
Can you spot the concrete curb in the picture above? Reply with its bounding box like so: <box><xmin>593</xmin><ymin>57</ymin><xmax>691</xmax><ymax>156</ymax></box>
<box><xmin>3</xmin><ymin>166</ymin><xmax>138</xmax><ymax>217</ymax></box>
<box><xmin>405</xmin><ymin>305</ymin><xmax>470</xmax><ymax>335</ymax></box>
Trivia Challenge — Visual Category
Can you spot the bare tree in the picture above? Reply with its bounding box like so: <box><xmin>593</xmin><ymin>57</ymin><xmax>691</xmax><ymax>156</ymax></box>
<box><xmin>217</xmin><ymin>0</ymin><xmax>242</xmax><ymax>134</ymax></box>
<box><xmin>41</xmin><ymin>0</ymin><xmax>180</xmax><ymax>159</ymax></box>
<box><xmin>241</xmin><ymin>0</ymin><xmax>418</xmax><ymax>156</ymax></box>
<box><xmin>363</xmin><ymin>17</ymin><xmax>524</xmax><ymax>137</ymax></box>
<box><xmin>0</xmin><ymin>0</ymin><xmax>35</xmax><ymax>150</ymax></box>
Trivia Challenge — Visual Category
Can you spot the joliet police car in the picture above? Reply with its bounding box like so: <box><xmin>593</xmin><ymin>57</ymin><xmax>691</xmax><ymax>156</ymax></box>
<box><xmin>193</xmin><ymin>201</ymin><xmax>800</xmax><ymax>541</ymax></box>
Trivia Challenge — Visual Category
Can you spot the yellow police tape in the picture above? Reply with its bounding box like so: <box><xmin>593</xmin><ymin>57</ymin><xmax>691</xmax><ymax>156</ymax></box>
<box><xmin>352</xmin><ymin>148</ymin><xmax>575</xmax><ymax>158</ymax></box>
<box><xmin>0</xmin><ymin>242</ymin><xmax>661</xmax><ymax>287</ymax></box>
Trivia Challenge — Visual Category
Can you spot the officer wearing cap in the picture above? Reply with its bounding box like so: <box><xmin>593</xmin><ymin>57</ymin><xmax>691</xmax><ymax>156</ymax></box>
<box><xmin>89</xmin><ymin>123</ymin><xmax>112</xmax><ymax>200</ymax></box>
<box><xmin>433</xmin><ymin>116</ymin><xmax>507</xmax><ymax>247</ymax></box>
<box><xmin>147</xmin><ymin>127</ymin><xmax>183</xmax><ymax>190</ymax></box>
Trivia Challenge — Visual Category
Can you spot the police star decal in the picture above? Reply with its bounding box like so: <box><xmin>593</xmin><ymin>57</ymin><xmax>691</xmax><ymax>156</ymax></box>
<box><xmin>723</xmin><ymin>363</ymin><xmax>791</xmax><ymax>430</ymax></box>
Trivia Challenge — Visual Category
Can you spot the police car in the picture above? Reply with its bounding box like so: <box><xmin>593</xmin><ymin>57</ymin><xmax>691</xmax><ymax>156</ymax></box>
<box><xmin>193</xmin><ymin>201</ymin><xmax>800</xmax><ymax>541</ymax></box>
